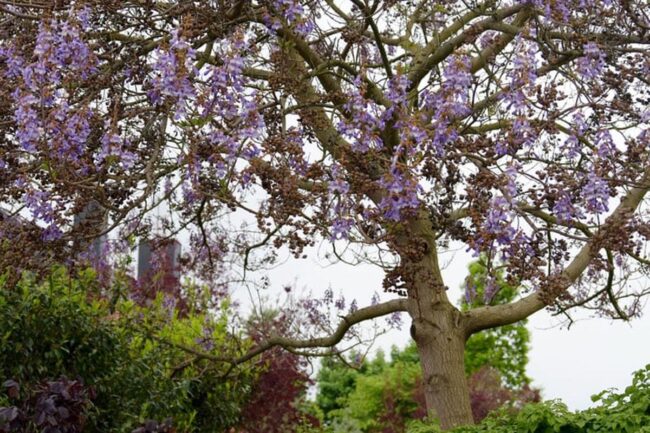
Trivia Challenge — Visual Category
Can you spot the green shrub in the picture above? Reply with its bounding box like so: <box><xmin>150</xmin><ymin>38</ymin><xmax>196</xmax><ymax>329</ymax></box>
<box><xmin>0</xmin><ymin>267</ymin><xmax>255</xmax><ymax>432</ymax></box>
<box><xmin>406</xmin><ymin>364</ymin><xmax>650</xmax><ymax>433</ymax></box>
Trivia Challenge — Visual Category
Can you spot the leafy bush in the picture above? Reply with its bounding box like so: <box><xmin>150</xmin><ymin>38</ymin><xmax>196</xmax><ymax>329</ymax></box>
<box><xmin>406</xmin><ymin>364</ymin><xmax>650</xmax><ymax>433</ymax></box>
<box><xmin>0</xmin><ymin>267</ymin><xmax>255</xmax><ymax>432</ymax></box>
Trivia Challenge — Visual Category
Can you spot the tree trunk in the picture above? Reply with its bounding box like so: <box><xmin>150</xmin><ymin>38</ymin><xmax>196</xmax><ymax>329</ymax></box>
<box><xmin>411</xmin><ymin>305</ymin><xmax>474</xmax><ymax>429</ymax></box>
<box><xmin>397</xmin><ymin>212</ymin><xmax>474</xmax><ymax>429</ymax></box>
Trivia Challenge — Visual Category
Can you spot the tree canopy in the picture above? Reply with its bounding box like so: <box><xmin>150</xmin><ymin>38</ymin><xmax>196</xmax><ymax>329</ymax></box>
<box><xmin>0</xmin><ymin>0</ymin><xmax>648</xmax><ymax>429</ymax></box>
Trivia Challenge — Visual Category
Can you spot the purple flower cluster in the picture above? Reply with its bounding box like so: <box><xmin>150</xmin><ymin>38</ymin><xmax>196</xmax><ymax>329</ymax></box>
<box><xmin>330</xmin><ymin>217</ymin><xmax>354</xmax><ymax>240</ymax></box>
<box><xmin>23</xmin><ymin>189</ymin><xmax>63</xmax><ymax>240</ymax></box>
<box><xmin>501</xmin><ymin>38</ymin><xmax>538</xmax><ymax>115</ymax></box>
<box><xmin>594</xmin><ymin>129</ymin><xmax>615</xmax><ymax>158</ymax></box>
<box><xmin>509</xmin><ymin>118</ymin><xmax>537</xmax><ymax>149</ymax></box>
<box><xmin>383</xmin><ymin>74</ymin><xmax>411</xmax><ymax>120</ymax></box>
<box><xmin>327</xmin><ymin>165</ymin><xmax>355</xmax><ymax>240</ymax></box>
<box><xmin>148</xmin><ymin>30</ymin><xmax>197</xmax><ymax>120</ymax></box>
<box><xmin>195</xmin><ymin>319</ymin><xmax>216</xmax><ymax>351</ymax></box>
<box><xmin>266</xmin><ymin>0</ymin><xmax>314</xmax><ymax>35</ymax></box>
<box><xmin>464</xmin><ymin>280</ymin><xmax>477</xmax><ymax>304</ymax></box>
<box><xmin>582</xmin><ymin>172</ymin><xmax>609</xmax><ymax>214</ymax></box>
<box><xmin>96</xmin><ymin>125</ymin><xmax>137</xmax><ymax>170</ymax></box>
<box><xmin>552</xmin><ymin>193</ymin><xmax>582</xmax><ymax>223</ymax></box>
<box><xmin>577</xmin><ymin>42</ymin><xmax>605</xmax><ymax>80</ymax></box>
<box><xmin>385</xmin><ymin>311</ymin><xmax>403</xmax><ymax>330</ymax></box>
<box><xmin>378</xmin><ymin>168</ymin><xmax>421</xmax><ymax>221</ymax></box>
<box><xmin>328</xmin><ymin>165</ymin><xmax>349</xmax><ymax>195</ymax></box>
<box><xmin>563</xmin><ymin>112</ymin><xmax>589</xmax><ymax>158</ymax></box>
<box><xmin>43</xmin><ymin>96</ymin><xmax>93</xmax><ymax>163</ymax></box>
<box><xmin>201</xmin><ymin>32</ymin><xmax>265</xmax><ymax>168</ymax></box>
<box><xmin>1</xmin><ymin>11</ymin><xmax>98</xmax><ymax>159</ymax></box>
<box><xmin>12</xmin><ymin>92</ymin><xmax>42</xmax><ymax>152</ymax></box>
<box><xmin>523</xmin><ymin>0</ymin><xmax>611</xmax><ymax>23</ymax></box>
<box><xmin>419</xmin><ymin>55</ymin><xmax>473</xmax><ymax>154</ymax></box>
<box><xmin>483</xmin><ymin>276</ymin><xmax>498</xmax><ymax>304</ymax></box>
<box><xmin>475</xmin><ymin>197</ymin><xmax>516</xmax><ymax>252</ymax></box>
<box><xmin>337</xmin><ymin>75</ymin><xmax>385</xmax><ymax>152</ymax></box>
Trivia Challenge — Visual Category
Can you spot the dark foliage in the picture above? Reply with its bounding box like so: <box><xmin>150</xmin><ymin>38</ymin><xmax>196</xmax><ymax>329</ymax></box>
<box><xmin>0</xmin><ymin>377</ymin><xmax>93</xmax><ymax>433</ymax></box>
<box><xmin>237</xmin><ymin>312</ymin><xmax>319</xmax><ymax>433</ymax></box>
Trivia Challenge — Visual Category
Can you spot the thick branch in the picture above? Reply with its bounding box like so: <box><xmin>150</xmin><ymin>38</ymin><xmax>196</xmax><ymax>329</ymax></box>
<box><xmin>407</xmin><ymin>4</ymin><xmax>526</xmax><ymax>88</ymax></box>
<box><xmin>463</xmin><ymin>167</ymin><xmax>650</xmax><ymax>336</ymax></box>
<box><xmin>234</xmin><ymin>298</ymin><xmax>408</xmax><ymax>365</ymax></box>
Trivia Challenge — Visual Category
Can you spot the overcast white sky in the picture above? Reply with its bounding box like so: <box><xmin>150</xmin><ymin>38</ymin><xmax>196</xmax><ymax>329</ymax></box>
<box><xmin>254</xmin><ymin>242</ymin><xmax>650</xmax><ymax>410</ymax></box>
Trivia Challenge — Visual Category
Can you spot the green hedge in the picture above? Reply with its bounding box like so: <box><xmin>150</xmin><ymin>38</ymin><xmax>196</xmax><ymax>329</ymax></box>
<box><xmin>407</xmin><ymin>365</ymin><xmax>650</xmax><ymax>433</ymax></box>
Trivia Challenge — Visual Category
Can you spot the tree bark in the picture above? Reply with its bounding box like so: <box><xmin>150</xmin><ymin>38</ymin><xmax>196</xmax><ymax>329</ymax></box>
<box><xmin>398</xmin><ymin>213</ymin><xmax>474</xmax><ymax>429</ymax></box>
<box><xmin>412</xmin><ymin>304</ymin><xmax>474</xmax><ymax>429</ymax></box>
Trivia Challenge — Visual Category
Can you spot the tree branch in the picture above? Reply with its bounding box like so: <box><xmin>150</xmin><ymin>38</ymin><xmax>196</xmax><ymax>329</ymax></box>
<box><xmin>463</xmin><ymin>167</ymin><xmax>650</xmax><ymax>336</ymax></box>
<box><xmin>407</xmin><ymin>3</ymin><xmax>527</xmax><ymax>89</ymax></box>
<box><xmin>233</xmin><ymin>298</ymin><xmax>408</xmax><ymax>365</ymax></box>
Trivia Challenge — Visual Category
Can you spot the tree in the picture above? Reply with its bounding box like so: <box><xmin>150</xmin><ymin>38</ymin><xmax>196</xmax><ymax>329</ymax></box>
<box><xmin>0</xmin><ymin>0</ymin><xmax>648</xmax><ymax>429</ymax></box>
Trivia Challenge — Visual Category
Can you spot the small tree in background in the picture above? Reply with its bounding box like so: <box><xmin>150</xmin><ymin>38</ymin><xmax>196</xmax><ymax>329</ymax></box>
<box><xmin>237</xmin><ymin>309</ymin><xmax>319</xmax><ymax>433</ymax></box>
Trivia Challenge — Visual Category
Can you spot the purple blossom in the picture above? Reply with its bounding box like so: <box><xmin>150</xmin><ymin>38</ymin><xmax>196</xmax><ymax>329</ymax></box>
<box><xmin>595</xmin><ymin>129</ymin><xmax>615</xmax><ymax>158</ymax></box>
<box><xmin>480</xmin><ymin>197</ymin><xmax>515</xmax><ymax>247</ymax></box>
<box><xmin>377</xmin><ymin>168</ymin><xmax>421</xmax><ymax>221</ymax></box>
<box><xmin>75</xmin><ymin>6</ymin><xmax>91</xmax><ymax>30</ymax></box>
<box><xmin>23</xmin><ymin>189</ymin><xmax>63</xmax><ymax>240</ymax></box>
<box><xmin>510</xmin><ymin>118</ymin><xmax>537</xmax><ymax>147</ymax></box>
<box><xmin>96</xmin><ymin>127</ymin><xmax>137</xmax><ymax>170</ymax></box>
<box><xmin>577</xmin><ymin>42</ymin><xmax>605</xmax><ymax>80</ymax></box>
<box><xmin>573</xmin><ymin>112</ymin><xmax>589</xmax><ymax>136</ymax></box>
<box><xmin>162</xmin><ymin>295</ymin><xmax>177</xmax><ymax>318</ymax></box>
<box><xmin>0</xmin><ymin>45</ymin><xmax>24</xmax><ymax>78</ymax></box>
<box><xmin>421</xmin><ymin>55</ymin><xmax>472</xmax><ymax>118</ymax></box>
<box><xmin>582</xmin><ymin>172</ymin><xmax>609</xmax><ymax>213</ymax></box>
<box><xmin>323</xmin><ymin>287</ymin><xmax>333</xmax><ymax>304</ymax></box>
<box><xmin>42</xmin><ymin>224</ymin><xmax>64</xmax><ymax>241</ymax></box>
<box><xmin>148</xmin><ymin>29</ymin><xmax>196</xmax><ymax>119</ymax></box>
<box><xmin>385</xmin><ymin>312</ymin><xmax>403</xmax><ymax>330</ymax></box>
<box><xmin>501</xmin><ymin>38</ymin><xmax>538</xmax><ymax>115</ymax></box>
<box><xmin>330</xmin><ymin>217</ymin><xmax>354</xmax><ymax>240</ymax></box>
<box><xmin>13</xmin><ymin>92</ymin><xmax>42</xmax><ymax>152</ymax></box>
<box><xmin>270</xmin><ymin>0</ymin><xmax>314</xmax><ymax>35</ymax></box>
<box><xmin>24</xmin><ymin>190</ymin><xmax>55</xmax><ymax>222</ymax></box>
<box><xmin>563</xmin><ymin>112</ymin><xmax>589</xmax><ymax>158</ymax></box>
<box><xmin>464</xmin><ymin>280</ymin><xmax>477</xmax><ymax>304</ymax></box>
<box><xmin>382</xmin><ymin>74</ymin><xmax>410</xmax><ymax>121</ymax></box>
<box><xmin>502</xmin><ymin>164</ymin><xmax>519</xmax><ymax>199</ymax></box>
<box><xmin>337</xmin><ymin>75</ymin><xmax>384</xmax><ymax>152</ymax></box>
<box><xmin>553</xmin><ymin>194</ymin><xmax>582</xmax><ymax>223</ymax></box>
<box><xmin>328</xmin><ymin>167</ymin><xmax>349</xmax><ymax>195</ymax></box>
<box><xmin>483</xmin><ymin>276</ymin><xmax>498</xmax><ymax>304</ymax></box>
<box><xmin>195</xmin><ymin>320</ymin><xmax>215</xmax><ymax>351</ymax></box>
<box><xmin>334</xmin><ymin>295</ymin><xmax>345</xmax><ymax>311</ymax></box>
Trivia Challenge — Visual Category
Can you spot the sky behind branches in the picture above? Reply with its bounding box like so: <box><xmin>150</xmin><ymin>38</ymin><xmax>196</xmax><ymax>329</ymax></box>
<box><xmin>258</xmin><ymin>243</ymin><xmax>650</xmax><ymax>410</ymax></box>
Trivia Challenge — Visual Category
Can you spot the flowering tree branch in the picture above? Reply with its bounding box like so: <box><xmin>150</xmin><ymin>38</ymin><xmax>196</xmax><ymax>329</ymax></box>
<box><xmin>463</xmin><ymin>167</ymin><xmax>650</xmax><ymax>335</ymax></box>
